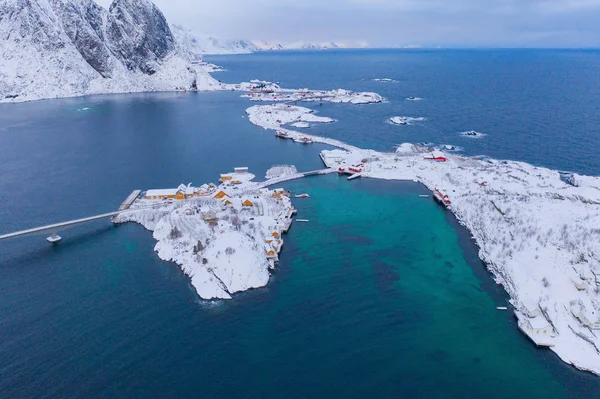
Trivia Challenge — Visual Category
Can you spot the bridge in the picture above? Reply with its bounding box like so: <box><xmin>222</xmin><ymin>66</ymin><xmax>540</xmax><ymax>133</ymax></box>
<box><xmin>0</xmin><ymin>169</ymin><xmax>338</xmax><ymax>245</ymax></box>
<box><xmin>0</xmin><ymin>211</ymin><xmax>125</xmax><ymax>243</ymax></box>
<box><xmin>283</xmin><ymin>95</ymin><xmax>331</xmax><ymax>105</ymax></box>
<box><xmin>0</xmin><ymin>190</ymin><xmax>142</xmax><ymax>244</ymax></box>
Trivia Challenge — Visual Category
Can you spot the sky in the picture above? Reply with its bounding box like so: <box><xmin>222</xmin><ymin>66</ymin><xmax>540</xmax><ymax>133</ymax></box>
<box><xmin>96</xmin><ymin>0</ymin><xmax>600</xmax><ymax>47</ymax></box>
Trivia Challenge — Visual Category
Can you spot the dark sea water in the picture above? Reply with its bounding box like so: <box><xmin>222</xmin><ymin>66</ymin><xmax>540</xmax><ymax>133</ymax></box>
<box><xmin>209</xmin><ymin>49</ymin><xmax>600</xmax><ymax>176</ymax></box>
<box><xmin>1</xmin><ymin>50</ymin><xmax>600</xmax><ymax>398</ymax></box>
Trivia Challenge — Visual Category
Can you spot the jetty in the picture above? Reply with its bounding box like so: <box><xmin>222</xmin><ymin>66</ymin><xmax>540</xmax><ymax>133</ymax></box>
<box><xmin>0</xmin><ymin>190</ymin><xmax>141</xmax><ymax>243</ymax></box>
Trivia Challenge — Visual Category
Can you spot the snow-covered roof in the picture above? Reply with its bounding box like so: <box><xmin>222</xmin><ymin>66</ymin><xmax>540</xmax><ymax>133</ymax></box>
<box><xmin>528</xmin><ymin>316</ymin><xmax>551</xmax><ymax>330</ymax></box>
<box><xmin>147</xmin><ymin>189</ymin><xmax>178</xmax><ymax>197</ymax></box>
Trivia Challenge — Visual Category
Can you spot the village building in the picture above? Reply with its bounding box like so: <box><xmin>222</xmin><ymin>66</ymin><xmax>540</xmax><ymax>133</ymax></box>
<box><xmin>518</xmin><ymin>314</ymin><xmax>556</xmax><ymax>347</ymax></box>
<box><xmin>214</xmin><ymin>191</ymin><xmax>231</xmax><ymax>199</ymax></box>
<box><xmin>424</xmin><ymin>151</ymin><xmax>447</xmax><ymax>162</ymax></box>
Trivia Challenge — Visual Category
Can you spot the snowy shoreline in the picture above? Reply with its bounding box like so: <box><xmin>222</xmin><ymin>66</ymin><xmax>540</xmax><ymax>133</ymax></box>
<box><xmin>245</xmin><ymin>102</ymin><xmax>600</xmax><ymax>376</ymax></box>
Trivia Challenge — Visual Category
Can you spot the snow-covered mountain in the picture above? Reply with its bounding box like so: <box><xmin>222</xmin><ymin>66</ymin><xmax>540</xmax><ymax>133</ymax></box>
<box><xmin>171</xmin><ymin>25</ymin><xmax>347</xmax><ymax>56</ymax></box>
<box><xmin>171</xmin><ymin>24</ymin><xmax>258</xmax><ymax>55</ymax></box>
<box><xmin>0</xmin><ymin>0</ymin><xmax>218</xmax><ymax>102</ymax></box>
<box><xmin>282</xmin><ymin>41</ymin><xmax>343</xmax><ymax>50</ymax></box>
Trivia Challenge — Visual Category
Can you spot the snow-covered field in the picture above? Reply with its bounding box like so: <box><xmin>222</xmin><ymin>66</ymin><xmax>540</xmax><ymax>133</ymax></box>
<box><xmin>114</xmin><ymin>172</ymin><xmax>297</xmax><ymax>300</ymax></box>
<box><xmin>243</xmin><ymin>102</ymin><xmax>600</xmax><ymax>376</ymax></box>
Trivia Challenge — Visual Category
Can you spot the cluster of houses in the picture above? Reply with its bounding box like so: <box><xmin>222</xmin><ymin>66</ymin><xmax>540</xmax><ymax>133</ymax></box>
<box><xmin>145</xmin><ymin>168</ymin><xmax>255</xmax><ymax>201</ymax></box>
<box><xmin>143</xmin><ymin>167</ymin><xmax>297</xmax><ymax>263</ymax></box>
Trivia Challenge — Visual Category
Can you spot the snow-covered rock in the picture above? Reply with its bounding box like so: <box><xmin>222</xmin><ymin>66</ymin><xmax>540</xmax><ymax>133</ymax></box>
<box><xmin>460</xmin><ymin>130</ymin><xmax>487</xmax><ymax>138</ymax></box>
<box><xmin>0</xmin><ymin>0</ymin><xmax>219</xmax><ymax>102</ymax></box>
<box><xmin>389</xmin><ymin>116</ymin><xmax>426</xmax><ymax>125</ymax></box>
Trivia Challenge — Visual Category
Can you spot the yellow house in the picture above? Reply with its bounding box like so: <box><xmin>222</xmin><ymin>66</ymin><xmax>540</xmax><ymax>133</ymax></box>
<box><xmin>242</xmin><ymin>199</ymin><xmax>254</xmax><ymax>207</ymax></box>
<box><xmin>223</xmin><ymin>199</ymin><xmax>233</xmax><ymax>206</ymax></box>
<box><xmin>220</xmin><ymin>174</ymin><xmax>233</xmax><ymax>182</ymax></box>
<box><xmin>214</xmin><ymin>191</ymin><xmax>231</xmax><ymax>199</ymax></box>
<box><xmin>272</xmin><ymin>232</ymin><xmax>280</xmax><ymax>238</ymax></box>
<box><xmin>146</xmin><ymin>189</ymin><xmax>177</xmax><ymax>200</ymax></box>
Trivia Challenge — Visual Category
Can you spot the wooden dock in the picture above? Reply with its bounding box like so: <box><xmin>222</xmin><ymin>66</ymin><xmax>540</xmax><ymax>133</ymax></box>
<box><xmin>119</xmin><ymin>190</ymin><xmax>141</xmax><ymax>210</ymax></box>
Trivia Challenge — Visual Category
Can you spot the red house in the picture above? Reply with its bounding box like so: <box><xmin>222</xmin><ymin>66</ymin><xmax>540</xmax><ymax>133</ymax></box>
<box><xmin>424</xmin><ymin>151</ymin><xmax>447</xmax><ymax>162</ymax></box>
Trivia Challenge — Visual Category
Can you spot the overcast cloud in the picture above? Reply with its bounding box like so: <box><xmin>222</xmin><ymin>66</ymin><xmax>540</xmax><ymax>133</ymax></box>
<box><xmin>96</xmin><ymin>0</ymin><xmax>600</xmax><ymax>47</ymax></box>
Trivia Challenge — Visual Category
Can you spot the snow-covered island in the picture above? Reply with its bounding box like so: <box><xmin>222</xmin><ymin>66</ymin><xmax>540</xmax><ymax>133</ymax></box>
<box><xmin>241</xmin><ymin>87</ymin><xmax>383</xmax><ymax>105</ymax></box>
<box><xmin>242</xmin><ymin>101</ymin><xmax>600</xmax><ymax>376</ymax></box>
<box><xmin>113</xmin><ymin>167</ymin><xmax>302</xmax><ymax>300</ymax></box>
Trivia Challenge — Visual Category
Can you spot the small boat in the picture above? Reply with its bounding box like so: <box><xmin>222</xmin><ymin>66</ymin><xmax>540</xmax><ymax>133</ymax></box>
<box><xmin>294</xmin><ymin>137</ymin><xmax>313</xmax><ymax>144</ymax></box>
<box><xmin>407</xmin><ymin>96</ymin><xmax>415</xmax><ymax>100</ymax></box>
<box><xmin>296</xmin><ymin>219</ymin><xmax>309</xmax><ymax>223</ymax></box>
<box><xmin>419</xmin><ymin>195</ymin><xmax>429</xmax><ymax>198</ymax></box>
<box><xmin>294</xmin><ymin>193</ymin><xmax>310</xmax><ymax>198</ymax></box>
<box><xmin>496</xmin><ymin>307</ymin><xmax>508</xmax><ymax>311</ymax></box>
<box><xmin>433</xmin><ymin>188</ymin><xmax>452</xmax><ymax>208</ymax></box>
<box><xmin>275</xmin><ymin>131</ymin><xmax>289</xmax><ymax>138</ymax></box>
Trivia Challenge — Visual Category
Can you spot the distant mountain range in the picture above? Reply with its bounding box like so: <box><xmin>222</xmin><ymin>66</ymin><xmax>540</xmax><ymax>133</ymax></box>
<box><xmin>171</xmin><ymin>25</ymin><xmax>349</xmax><ymax>56</ymax></box>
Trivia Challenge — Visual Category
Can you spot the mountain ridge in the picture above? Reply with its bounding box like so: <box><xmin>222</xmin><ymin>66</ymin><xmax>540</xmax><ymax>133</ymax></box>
<box><xmin>0</xmin><ymin>0</ymin><xmax>218</xmax><ymax>102</ymax></box>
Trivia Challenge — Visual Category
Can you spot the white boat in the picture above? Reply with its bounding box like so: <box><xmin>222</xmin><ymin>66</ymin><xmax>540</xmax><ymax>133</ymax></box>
<box><xmin>296</xmin><ymin>219</ymin><xmax>309</xmax><ymax>223</ymax></box>
<box><xmin>419</xmin><ymin>195</ymin><xmax>429</xmax><ymax>198</ymax></box>
<box><xmin>294</xmin><ymin>194</ymin><xmax>310</xmax><ymax>198</ymax></box>
<box><xmin>496</xmin><ymin>307</ymin><xmax>508</xmax><ymax>311</ymax></box>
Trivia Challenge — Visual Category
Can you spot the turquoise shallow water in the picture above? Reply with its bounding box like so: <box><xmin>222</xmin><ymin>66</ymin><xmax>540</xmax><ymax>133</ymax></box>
<box><xmin>2</xmin><ymin>51</ymin><xmax>600</xmax><ymax>397</ymax></box>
